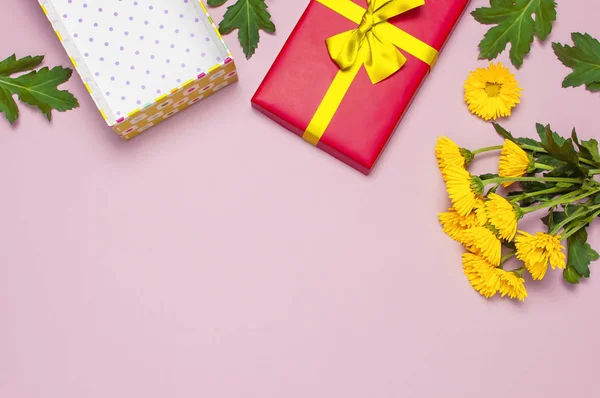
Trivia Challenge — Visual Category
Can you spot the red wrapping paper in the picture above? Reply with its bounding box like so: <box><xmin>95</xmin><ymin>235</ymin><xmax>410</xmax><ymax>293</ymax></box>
<box><xmin>251</xmin><ymin>0</ymin><xmax>470</xmax><ymax>174</ymax></box>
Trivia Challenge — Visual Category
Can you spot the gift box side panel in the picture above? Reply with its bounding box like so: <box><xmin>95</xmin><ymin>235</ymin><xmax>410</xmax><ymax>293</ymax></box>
<box><xmin>252</xmin><ymin>0</ymin><xmax>469</xmax><ymax>174</ymax></box>
<box><xmin>39</xmin><ymin>1</ymin><xmax>113</xmax><ymax>125</ymax></box>
<box><xmin>113</xmin><ymin>60</ymin><xmax>238</xmax><ymax>140</ymax></box>
<box><xmin>39</xmin><ymin>0</ymin><xmax>234</xmax><ymax>136</ymax></box>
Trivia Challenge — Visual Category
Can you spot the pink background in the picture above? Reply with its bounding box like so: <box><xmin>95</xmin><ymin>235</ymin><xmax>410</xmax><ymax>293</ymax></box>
<box><xmin>1</xmin><ymin>0</ymin><xmax>600</xmax><ymax>397</ymax></box>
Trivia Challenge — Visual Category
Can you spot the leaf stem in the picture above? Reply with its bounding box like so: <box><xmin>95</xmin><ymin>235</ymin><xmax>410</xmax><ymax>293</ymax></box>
<box><xmin>561</xmin><ymin>210</ymin><xmax>600</xmax><ymax>241</ymax></box>
<box><xmin>482</xmin><ymin>176</ymin><xmax>584</xmax><ymax>186</ymax></box>
<box><xmin>509</xmin><ymin>186</ymin><xmax>573</xmax><ymax>203</ymax></box>
<box><xmin>471</xmin><ymin>145</ymin><xmax>503</xmax><ymax>155</ymax></box>
<box><xmin>519</xmin><ymin>144</ymin><xmax>598</xmax><ymax>167</ymax></box>
<box><xmin>500</xmin><ymin>251</ymin><xmax>516</xmax><ymax>265</ymax></box>
<box><xmin>549</xmin><ymin>203</ymin><xmax>600</xmax><ymax>236</ymax></box>
<box><xmin>535</xmin><ymin>163</ymin><xmax>555</xmax><ymax>171</ymax></box>
<box><xmin>590</xmin><ymin>169</ymin><xmax>600</xmax><ymax>175</ymax></box>
<box><xmin>522</xmin><ymin>189</ymin><xmax>600</xmax><ymax>214</ymax></box>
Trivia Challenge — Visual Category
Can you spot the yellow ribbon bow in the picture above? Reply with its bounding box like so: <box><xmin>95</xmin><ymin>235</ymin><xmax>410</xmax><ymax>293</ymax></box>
<box><xmin>303</xmin><ymin>0</ymin><xmax>439</xmax><ymax>145</ymax></box>
<box><xmin>326</xmin><ymin>0</ymin><xmax>427</xmax><ymax>84</ymax></box>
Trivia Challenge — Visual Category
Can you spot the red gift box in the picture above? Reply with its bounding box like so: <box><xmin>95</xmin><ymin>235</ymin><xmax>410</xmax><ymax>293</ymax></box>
<box><xmin>252</xmin><ymin>0</ymin><xmax>469</xmax><ymax>174</ymax></box>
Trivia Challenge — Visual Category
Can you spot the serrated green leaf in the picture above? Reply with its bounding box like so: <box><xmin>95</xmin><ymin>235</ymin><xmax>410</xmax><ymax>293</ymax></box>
<box><xmin>552</xmin><ymin>33</ymin><xmax>600</xmax><ymax>92</ymax></box>
<box><xmin>539</xmin><ymin>125</ymin><xmax>589</xmax><ymax>176</ymax></box>
<box><xmin>567</xmin><ymin>227</ymin><xmax>599</xmax><ymax>278</ymax></box>
<box><xmin>572</xmin><ymin>129</ymin><xmax>600</xmax><ymax>166</ymax></box>
<box><xmin>536</xmin><ymin>123</ymin><xmax>565</xmax><ymax>146</ymax></box>
<box><xmin>0</xmin><ymin>86</ymin><xmax>18</xmax><ymax>123</ymax></box>
<box><xmin>471</xmin><ymin>0</ymin><xmax>557</xmax><ymax>68</ymax></box>
<box><xmin>520</xmin><ymin>180</ymin><xmax>548</xmax><ymax>191</ymax></box>
<box><xmin>542</xmin><ymin>211</ymin><xmax>568</xmax><ymax>230</ymax></box>
<box><xmin>586</xmin><ymin>81</ymin><xmax>600</xmax><ymax>91</ymax></box>
<box><xmin>493</xmin><ymin>123</ymin><xmax>515</xmax><ymax>142</ymax></box>
<box><xmin>516</xmin><ymin>137</ymin><xmax>540</xmax><ymax>147</ymax></box>
<box><xmin>0</xmin><ymin>54</ymin><xmax>44</xmax><ymax>75</ymax></box>
<box><xmin>537</xmin><ymin>154</ymin><xmax>565</xmax><ymax>168</ymax></box>
<box><xmin>564</xmin><ymin>266</ymin><xmax>582</xmax><ymax>284</ymax></box>
<box><xmin>207</xmin><ymin>0</ymin><xmax>229</xmax><ymax>6</ymax></box>
<box><xmin>546</xmin><ymin>163</ymin><xmax>580</xmax><ymax>178</ymax></box>
<box><xmin>219</xmin><ymin>0</ymin><xmax>275</xmax><ymax>59</ymax></box>
<box><xmin>0</xmin><ymin>54</ymin><xmax>78</xmax><ymax>124</ymax></box>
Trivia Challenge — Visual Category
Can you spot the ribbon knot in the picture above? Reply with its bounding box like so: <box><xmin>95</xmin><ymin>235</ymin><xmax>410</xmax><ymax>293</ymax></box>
<box><xmin>357</xmin><ymin>9</ymin><xmax>374</xmax><ymax>34</ymax></box>
<box><xmin>325</xmin><ymin>0</ymin><xmax>429</xmax><ymax>84</ymax></box>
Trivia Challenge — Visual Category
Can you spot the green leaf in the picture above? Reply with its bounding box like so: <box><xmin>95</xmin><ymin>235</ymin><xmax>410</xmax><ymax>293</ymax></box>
<box><xmin>516</xmin><ymin>137</ymin><xmax>540</xmax><ymax>147</ymax></box>
<box><xmin>471</xmin><ymin>0</ymin><xmax>557</xmax><ymax>69</ymax></box>
<box><xmin>493</xmin><ymin>123</ymin><xmax>516</xmax><ymax>142</ymax></box>
<box><xmin>0</xmin><ymin>54</ymin><xmax>44</xmax><ymax>75</ymax></box>
<box><xmin>520</xmin><ymin>180</ymin><xmax>548</xmax><ymax>191</ymax></box>
<box><xmin>542</xmin><ymin>211</ymin><xmax>568</xmax><ymax>231</ymax></box>
<box><xmin>586</xmin><ymin>81</ymin><xmax>600</xmax><ymax>91</ymax></box>
<box><xmin>536</xmin><ymin>123</ymin><xmax>565</xmax><ymax>146</ymax></box>
<box><xmin>0</xmin><ymin>54</ymin><xmax>78</xmax><ymax>124</ymax></box>
<box><xmin>564</xmin><ymin>267</ymin><xmax>582</xmax><ymax>284</ymax></box>
<box><xmin>552</xmin><ymin>33</ymin><xmax>600</xmax><ymax>92</ymax></box>
<box><xmin>546</xmin><ymin>163</ymin><xmax>581</xmax><ymax>178</ymax></box>
<box><xmin>207</xmin><ymin>0</ymin><xmax>229</xmax><ymax>6</ymax></box>
<box><xmin>219</xmin><ymin>0</ymin><xmax>275</xmax><ymax>59</ymax></box>
<box><xmin>536</xmin><ymin>154</ymin><xmax>565</xmax><ymax>168</ymax></box>
<box><xmin>479</xmin><ymin>173</ymin><xmax>499</xmax><ymax>180</ymax></box>
<box><xmin>566</xmin><ymin>227</ymin><xmax>599</xmax><ymax>278</ymax></box>
<box><xmin>539</xmin><ymin>125</ymin><xmax>589</xmax><ymax>176</ymax></box>
<box><xmin>572</xmin><ymin>129</ymin><xmax>600</xmax><ymax>166</ymax></box>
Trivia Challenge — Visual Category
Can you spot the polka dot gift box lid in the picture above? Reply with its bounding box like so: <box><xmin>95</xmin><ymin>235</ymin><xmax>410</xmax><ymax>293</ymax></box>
<box><xmin>38</xmin><ymin>0</ymin><xmax>238</xmax><ymax>139</ymax></box>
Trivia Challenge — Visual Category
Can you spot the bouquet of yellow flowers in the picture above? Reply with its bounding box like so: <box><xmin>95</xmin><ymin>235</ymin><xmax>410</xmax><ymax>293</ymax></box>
<box><xmin>437</xmin><ymin>123</ymin><xmax>600</xmax><ymax>300</ymax></box>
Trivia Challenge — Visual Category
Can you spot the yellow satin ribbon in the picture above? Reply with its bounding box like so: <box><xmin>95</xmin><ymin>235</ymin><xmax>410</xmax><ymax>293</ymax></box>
<box><xmin>303</xmin><ymin>0</ymin><xmax>439</xmax><ymax>145</ymax></box>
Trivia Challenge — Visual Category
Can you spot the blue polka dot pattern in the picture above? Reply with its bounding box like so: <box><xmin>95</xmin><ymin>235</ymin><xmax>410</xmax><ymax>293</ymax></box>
<box><xmin>40</xmin><ymin>0</ymin><xmax>236</xmax><ymax>133</ymax></box>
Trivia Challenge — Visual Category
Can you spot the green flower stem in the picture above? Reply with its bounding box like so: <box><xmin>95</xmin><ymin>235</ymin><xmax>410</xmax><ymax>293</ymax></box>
<box><xmin>535</xmin><ymin>163</ymin><xmax>554</xmax><ymax>171</ymax></box>
<box><xmin>519</xmin><ymin>144</ymin><xmax>597</xmax><ymax>167</ymax></box>
<box><xmin>549</xmin><ymin>203</ymin><xmax>600</xmax><ymax>236</ymax></box>
<box><xmin>500</xmin><ymin>251</ymin><xmax>516</xmax><ymax>265</ymax></box>
<box><xmin>561</xmin><ymin>209</ymin><xmax>600</xmax><ymax>241</ymax></box>
<box><xmin>591</xmin><ymin>169</ymin><xmax>600</xmax><ymax>175</ymax></box>
<box><xmin>482</xmin><ymin>176</ymin><xmax>584</xmax><ymax>186</ymax></box>
<box><xmin>509</xmin><ymin>186</ymin><xmax>573</xmax><ymax>203</ymax></box>
<box><xmin>471</xmin><ymin>145</ymin><xmax>503</xmax><ymax>155</ymax></box>
<box><xmin>521</xmin><ymin>189</ymin><xmax>600</xmax><ymax>215</ymax></box>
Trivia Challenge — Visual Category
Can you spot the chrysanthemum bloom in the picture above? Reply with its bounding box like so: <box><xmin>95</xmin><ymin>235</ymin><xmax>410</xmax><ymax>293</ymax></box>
<box><xmin>435</xmin><ymin>136</ymin><xmax>474</xmax><ymax>172</ymax></box>
<box><xmin>498</xmin><ymin>139</ymin><xmax>533</xmax><ymax>187</ymax></box>
<box><xmin>497</xmin><ymin>270</ymin><xmax>528</xmax><ymax>301</ymax></box>
<box><xmin>515</xmin><ymin>231</ymin><xmax>566</xmax><ymax>280</ymax></box>
<box><xmin>485</xmin><ymin>193</ymin><xmax>522</xmax><ymax>241</ymax></box>
<box><xmin>439</xmin><ymin>200</ymin><xmax>488</xmax><ymax>243</ymax></box>
<box><xmin>462</xmin><ymin>253</ymin><xmax>500</xmax><ymax>298</ymax></box>
<box><xmin>462</xmin><ymin>226</ymin><xmax>502</xmax><ymax>266</ymax></box>
<box><xmin>443</xmin><ymin>165</ymin><xmax>484</xmax><ymax>217</ymax></box>
<box><xmin>464</xmin><ymin>62</ymin><xmax>522</xmax><ymax>121</ymax></box>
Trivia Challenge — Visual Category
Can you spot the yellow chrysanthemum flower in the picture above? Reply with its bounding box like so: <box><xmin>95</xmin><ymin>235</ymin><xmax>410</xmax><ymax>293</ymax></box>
<box><xmin>474</xmin><ymin>199</ymin><xmax>489</xmax><ymax>227</ymax></box>
<box><xmin>439</xmin><ymin>199</ymin><xmax>488</xmax><ymax>243</ymax></box>
<box><xmin>462</xmin><ymin>253</ymin><xmax>500</xmax><ymax>298</ymax></box>
<box><xmin>443</xmin><ymin>165</ymin><xmax>484</xmax><ymax>217</ymax></box>
<box><xmin>498</xmin><ymin>139</ymin><xmax>533</xmax><ymax>187</ymax></box>
<box><xmin>497</xmin><ymin>270</ymin><xmax>528</xmax><ymax>301</ymax></box>
<box><xmin>464</xmin><ymin>62</ymin><xmax>522</xmax><ymax>121</ymax></box>
<box><xmin>515</xmin><ymin>231</ymin><xmax>566</xmax><ymax>280</ymax></box>
<box><xmin>435</xmin><ymin>136</ymin><xmax>473</xmax><ymax>172</ymax></box>
<box><xmin>485</xmin><ymin>193</ymin><xmax>522</xmax><ymax>241</ymax></box>
<box><xmin>462</xmin><ymin>226</ymin><xmax>502</xmax><ymax>266</ymax></box>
